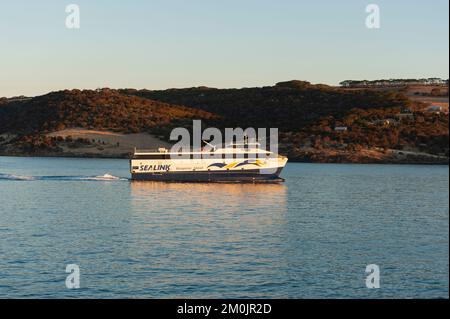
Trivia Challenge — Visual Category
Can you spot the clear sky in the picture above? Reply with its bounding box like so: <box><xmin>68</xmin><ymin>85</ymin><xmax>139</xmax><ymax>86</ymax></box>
<box><xmin>0</xmin><ymin>0</ymin><xmax>448</xmax><ymax>97</ymax></box>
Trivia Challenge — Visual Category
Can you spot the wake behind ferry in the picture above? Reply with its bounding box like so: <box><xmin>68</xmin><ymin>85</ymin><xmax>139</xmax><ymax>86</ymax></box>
<box><xmin>130</xmin><ymin>141</ymin><xmax>288</xmax><ymax>182</ymax></box>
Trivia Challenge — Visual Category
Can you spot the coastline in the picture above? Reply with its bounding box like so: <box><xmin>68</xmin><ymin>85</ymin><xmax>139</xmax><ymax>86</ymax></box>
<box><xmin>1</xmin><ymin>151</ymin><xmax>448</xmax><ymax>165</ymax></box>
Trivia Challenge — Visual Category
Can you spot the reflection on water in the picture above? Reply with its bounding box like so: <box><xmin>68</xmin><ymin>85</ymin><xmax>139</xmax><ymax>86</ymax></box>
<box><xmin>127</xmin><ymin>182</ymin><xmax>289</xmax><ymax>298</ymax></box>
<box><xmin>129</xmin><ymin>182</ymin><xmax>288</xmax><ymax>244</ymax></box>
<box><xmin>130</xmin><ymin>182</ymin><xmax>287</xmax><ymax>230</ymax></box>
<box><xmin>131</xmin><ymin>181</ymin><xmax>287</xmax><ymax>212</ymax></box>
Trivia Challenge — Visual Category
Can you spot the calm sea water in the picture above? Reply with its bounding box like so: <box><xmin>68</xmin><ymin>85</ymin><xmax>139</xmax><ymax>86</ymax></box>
<box><xmin>0</xmin><ymin>156</ymin><xmax>448</xmax><ymax>299</ymax></box>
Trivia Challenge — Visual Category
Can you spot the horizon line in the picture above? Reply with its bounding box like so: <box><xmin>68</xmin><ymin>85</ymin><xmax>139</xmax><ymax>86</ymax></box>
<box><xmin>2</xmin><ymin>76</ymin><xmax>449</xmax><ymax>99</ymax></box>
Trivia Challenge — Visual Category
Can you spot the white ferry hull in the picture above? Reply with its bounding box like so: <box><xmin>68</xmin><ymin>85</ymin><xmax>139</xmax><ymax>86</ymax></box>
<box><xmin>131</xmin><ymin>167</ymin><xmax>285</xmax><ymax>183</ymax></box>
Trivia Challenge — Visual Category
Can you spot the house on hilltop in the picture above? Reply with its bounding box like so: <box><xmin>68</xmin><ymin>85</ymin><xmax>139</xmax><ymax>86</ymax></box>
<box><xmin>334</xmin><ymin>126</ymin><xmax>348</xmax><ymax>132</ymax></box>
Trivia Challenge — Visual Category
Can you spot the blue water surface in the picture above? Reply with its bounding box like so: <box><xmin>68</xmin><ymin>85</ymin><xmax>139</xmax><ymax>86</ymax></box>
<box><xmin>0</xmin><ymin>156</ymin><xmax>448</xmax><ymax>298</ymax></box>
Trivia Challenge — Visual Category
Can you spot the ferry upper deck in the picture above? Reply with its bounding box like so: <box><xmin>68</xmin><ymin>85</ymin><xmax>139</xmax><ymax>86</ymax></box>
<box><xmin>132</xmin><ymin>142</ymin><xmax>285</xmax><ymax>160</ymax></box>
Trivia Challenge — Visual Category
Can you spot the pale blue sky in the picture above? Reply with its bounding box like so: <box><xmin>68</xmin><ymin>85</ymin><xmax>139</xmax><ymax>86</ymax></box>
<box><xmin>0</xmin><ymin>0</ymin><xmax>448</xmax><ymax>97</ymax></box>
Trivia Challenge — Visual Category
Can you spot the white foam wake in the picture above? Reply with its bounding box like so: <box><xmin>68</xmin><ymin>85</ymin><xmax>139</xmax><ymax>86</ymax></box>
<box><xmin>80</xmin><ymin>174</ymin><xmax>127</xmax><ymax>181</ymax></box>
<box><xmin>0</xmin><ymin>173</ymin><xmax>128</xmax><ymax>182</ymax></box>
<box><xmin>0</xmin><ymin>173</ymin><xmax>35</xmax><ymax>181</ymax></box>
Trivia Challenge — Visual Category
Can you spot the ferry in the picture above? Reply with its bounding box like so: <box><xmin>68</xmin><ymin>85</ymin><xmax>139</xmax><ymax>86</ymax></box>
<box><xmin>130</xmin><ymin>141</ymin><xmax>288</xmax><ymax>182</ymax></box>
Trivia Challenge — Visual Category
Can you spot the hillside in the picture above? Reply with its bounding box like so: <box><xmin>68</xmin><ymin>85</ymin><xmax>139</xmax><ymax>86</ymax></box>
<box><xmin>0</xmin><ymin>82</ymin><xmax>448</xmax><ymax>163</ymax></box>
<box><xmin>0</xmin><ymin>89</ymin><xmax>216</xmax><ymax>134</ymax></box>
<box><xmin>0</xmin><ymin>89</ymin><xmax>215</xmax><ymax>157</ymax></box>
<box><xmin>120</xmin><ymin>81</ymin><xmax>449</xmax><ymax>163</ymax></box>
<box><xmin>119</xmin><ymin>81</ymin><xmax>413</xmax><ymax>130</ymax></box>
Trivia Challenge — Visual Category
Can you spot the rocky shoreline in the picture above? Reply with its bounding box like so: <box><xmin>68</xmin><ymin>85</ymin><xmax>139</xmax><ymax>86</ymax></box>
<box><xmin>284</xmin><ymin>147</ymin><xmax>449</xmax><ymax>165</ymax></box>
<box><xmin>1</xmin><ymin>148</ymin><xmax>448</xmax><ymax>165</ymax></box>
